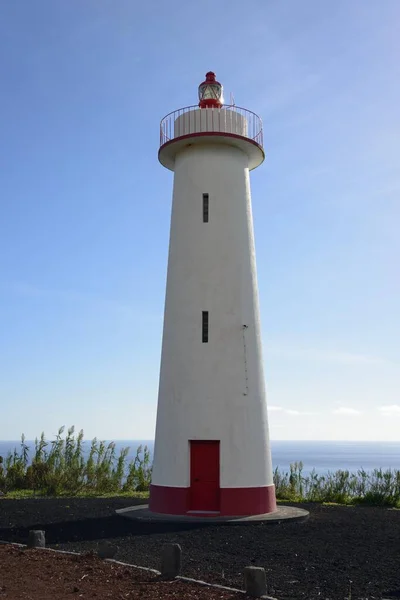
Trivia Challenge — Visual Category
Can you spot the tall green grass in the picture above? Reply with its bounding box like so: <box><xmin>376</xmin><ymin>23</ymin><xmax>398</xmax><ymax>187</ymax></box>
<box><xmin>274</xmin><ymin>461</ymin><xmax>400</xmax><ymax>507</ymax></box>
<box><xmin>0</xmin><ymin>426</ymin><xmax>152</xmax><ymax>496</ymax></box>
<box><xmin>1</xmin><ymin>428</ymin><xmax>399</xmax><ymax>506</ymax></box>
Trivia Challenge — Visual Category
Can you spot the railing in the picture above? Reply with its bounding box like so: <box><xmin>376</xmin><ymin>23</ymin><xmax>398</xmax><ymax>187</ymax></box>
<box><xmin>160</xmin><ymin>105</ymin><xmax>263</xmax><ymax>149</ymax></box>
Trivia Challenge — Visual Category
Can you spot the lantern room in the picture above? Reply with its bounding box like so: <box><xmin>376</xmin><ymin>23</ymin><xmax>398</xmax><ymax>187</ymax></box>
<box><xmin>198</xmin><ymin>72</ymin><xmax>224</xmax><ymax>108</ymax></box>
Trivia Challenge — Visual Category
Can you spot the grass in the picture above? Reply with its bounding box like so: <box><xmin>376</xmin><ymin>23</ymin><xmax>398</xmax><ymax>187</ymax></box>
<box><xmin>1</xmin><ymin>428</ymin><xmax>399</xmax><ymax>507</ymax></box>
<box><xmin>273</xmin><ymin>461</ymin><xmax>400</xmax><ymax>508</ymax></box>
<box><xmin>0</xmin><ymin>426</ymin><xmax>152</xmax><ymax>497</ymax></box>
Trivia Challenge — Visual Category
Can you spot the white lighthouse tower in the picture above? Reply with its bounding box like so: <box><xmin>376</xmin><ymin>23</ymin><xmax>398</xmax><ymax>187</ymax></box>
<box><xmin>150</xmin><ymin>72</ymin><xmax>277</xmax><ymax>517</ymax></box>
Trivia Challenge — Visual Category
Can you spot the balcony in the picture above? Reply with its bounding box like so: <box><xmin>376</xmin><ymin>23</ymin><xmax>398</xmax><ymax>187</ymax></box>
<box><xmin>159</xmin><ymin>105</ymin><xmax>265</xmax><ymax>171</ymax></box>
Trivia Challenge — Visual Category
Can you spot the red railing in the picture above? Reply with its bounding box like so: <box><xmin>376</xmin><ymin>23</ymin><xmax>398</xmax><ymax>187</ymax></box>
<box><xmin>160</xmin><ymin>105</ymin><xmax>264</xmax><ymax>149</ymax></box>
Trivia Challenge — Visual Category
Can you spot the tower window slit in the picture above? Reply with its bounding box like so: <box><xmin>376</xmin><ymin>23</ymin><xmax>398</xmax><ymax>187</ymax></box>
<box><xmin>202</xmin><ymin>311</ymin><xmax>209</xmax><ymax>343</ymax></box>
<box><xmin>203</xmin><ymin>193</ymin><xmax>209</xmax><ymax>223</ymax></box>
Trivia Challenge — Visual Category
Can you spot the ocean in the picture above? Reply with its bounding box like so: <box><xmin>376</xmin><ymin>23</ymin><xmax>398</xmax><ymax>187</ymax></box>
<box><xmin>0</xmin><ymin>440</ymin><xmax>399</xmax><ymax>476</ymax></box>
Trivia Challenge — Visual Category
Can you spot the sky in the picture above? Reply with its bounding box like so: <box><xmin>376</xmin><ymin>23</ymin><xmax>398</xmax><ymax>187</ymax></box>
<box><xmin>0</xmin><ymin>0</ymin><xmax>399</xmax><ymax>442</ymax></box>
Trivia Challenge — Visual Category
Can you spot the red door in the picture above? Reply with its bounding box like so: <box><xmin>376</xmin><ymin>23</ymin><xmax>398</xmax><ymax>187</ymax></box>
<box><xmin>189</xmin><ymin>441</ymin><xmax>220</xmax><ymax>512</ymax></box>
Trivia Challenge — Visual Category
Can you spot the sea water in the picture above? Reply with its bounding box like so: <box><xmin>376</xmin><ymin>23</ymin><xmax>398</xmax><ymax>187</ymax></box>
<box><xmin>0</xmin><ymin>439</ymin><xmax>399</xmax><ymax>476</ymax></box>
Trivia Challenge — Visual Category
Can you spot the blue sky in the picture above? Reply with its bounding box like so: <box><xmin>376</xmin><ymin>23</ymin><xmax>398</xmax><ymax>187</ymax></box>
<box><xmin>0</xmin><ymin>1</ymin><xmax>399</xmax><ymax>441</ymax></box>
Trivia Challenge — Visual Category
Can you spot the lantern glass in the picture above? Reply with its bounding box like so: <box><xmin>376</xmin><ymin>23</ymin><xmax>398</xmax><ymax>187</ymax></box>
<box><xmin>199</xmin><ymin>83</ymin><xmax>223</xmax><ymax>103</ymax></box>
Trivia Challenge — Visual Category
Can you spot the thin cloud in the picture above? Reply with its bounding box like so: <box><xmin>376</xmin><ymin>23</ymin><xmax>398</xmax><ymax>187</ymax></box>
<box><xmin>268</xmin><ymin>406</ymin><xmax>317</xmax><ymax>416</ymax></box>
<box><xmin>1</xmin><ymin>281</ymin><xmax>161</xmax><ymax>323</ymax></box>
<box><xmin>333</xmin><ymin>407</ymin><xmax>361</xmax><ymax>415</ymax></box>
<box><xmin>331</xmin><ymin>352</ymin><xmax>386</xmax><ymax>366</ymax></box>
<box><xmin>374</xmin><ymin>181</ymin><xmax>400</xmax><ymax>196</ymax></box>
<box><xmin>378</xmin><ymin>405</ymin><xmax>400</xmax><ymax>416</ymax></box>
<box><xmin>285</xmin><ymin>409</ymin><xmax>317</xmax><ymax>416</ymax></box>
<box><xmin>266</xmin><ymin>343</ymin><xmax>387</xmax><ymax>366</ymax></box>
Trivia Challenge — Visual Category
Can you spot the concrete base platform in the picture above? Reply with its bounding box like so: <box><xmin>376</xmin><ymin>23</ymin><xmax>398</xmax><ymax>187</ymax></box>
<box><xmin>116</xmin><ymin>504</ymin><xmax>309</xmax><ymax>524</ymax></box>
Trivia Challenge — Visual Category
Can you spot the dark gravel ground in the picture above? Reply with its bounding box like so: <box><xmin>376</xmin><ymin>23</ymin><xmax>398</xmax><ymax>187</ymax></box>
<box><xmin>1</xmin><ymin>497</ymin><xmax>400</xmax><ymax>600</ymax></box>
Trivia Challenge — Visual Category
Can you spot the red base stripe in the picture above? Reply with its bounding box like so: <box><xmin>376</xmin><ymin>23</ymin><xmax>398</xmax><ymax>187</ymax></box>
<box><xmin>149</xmin><ymin>484</ymin><xmax>276</xmax><ymax>516</ymax></box>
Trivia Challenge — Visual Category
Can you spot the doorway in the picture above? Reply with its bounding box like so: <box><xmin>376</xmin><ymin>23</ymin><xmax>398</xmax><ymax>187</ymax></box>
<box><xmin>189</xmin><ymin>440</ymin><xmax>220</xmax><ymax>512</ymax></box>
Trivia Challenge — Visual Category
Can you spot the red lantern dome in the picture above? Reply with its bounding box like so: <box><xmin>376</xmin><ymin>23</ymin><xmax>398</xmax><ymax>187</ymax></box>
<box><xmin>198</xmin><ymin>71</ymin><xmax>224</xmax><ymax>108</ymax></box>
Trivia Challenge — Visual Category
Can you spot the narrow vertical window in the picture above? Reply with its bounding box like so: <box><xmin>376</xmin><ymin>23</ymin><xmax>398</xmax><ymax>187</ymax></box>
<box><xmin>202</xmin><ymin>311</ymin><xmax>209</xmax><ymax>343</ymax></box>
<box><xmin>203</xmin><ymin>193</ymin><xmax>209</xmax><ymax>223</ymax></box>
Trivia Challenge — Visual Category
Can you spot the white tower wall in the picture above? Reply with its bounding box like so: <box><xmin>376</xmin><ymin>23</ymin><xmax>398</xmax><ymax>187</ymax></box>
<box><xmin>152</xmin><ymin>143</ymin><xmax>272</xmax><ymax>487</ymax></box>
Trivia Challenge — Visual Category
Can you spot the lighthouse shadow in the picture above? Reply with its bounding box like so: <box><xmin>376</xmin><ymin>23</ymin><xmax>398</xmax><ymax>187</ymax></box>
<box><xmin>0</xmin><ymin>515</ymin><xmax>211</xmax><ymax>546</ymax></box>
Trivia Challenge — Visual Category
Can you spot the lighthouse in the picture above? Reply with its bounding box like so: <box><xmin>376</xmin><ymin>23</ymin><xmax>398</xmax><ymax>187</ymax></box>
<box><xmin>149</xmin><ymin>72</ymin><xmax>277</xmax><ymax>517</ymax></box>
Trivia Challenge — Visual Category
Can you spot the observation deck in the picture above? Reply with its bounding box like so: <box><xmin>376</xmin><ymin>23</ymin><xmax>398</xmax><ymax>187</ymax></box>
<box><xmin>158</xmin><ymin>105</ymin><xmax>265</xmax><ymax>171</ymax></box>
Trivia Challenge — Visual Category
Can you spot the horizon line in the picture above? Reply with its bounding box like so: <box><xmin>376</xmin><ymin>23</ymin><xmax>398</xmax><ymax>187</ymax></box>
<box><xmin>1</xmin><ymin>438</ymin><xmax>399</xmax><ymax>444</ymax></box>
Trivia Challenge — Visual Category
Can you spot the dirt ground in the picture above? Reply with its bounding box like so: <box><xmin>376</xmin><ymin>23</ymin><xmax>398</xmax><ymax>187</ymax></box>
<box><xmin>0</xmin><ymin>545</ymin><xmax>244</xmax><ymax>599</ymax></box>
<box><xmin>1</xmin><ymin>497</ymin><xmax>400</xmax><ymax>599</ymax></box>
